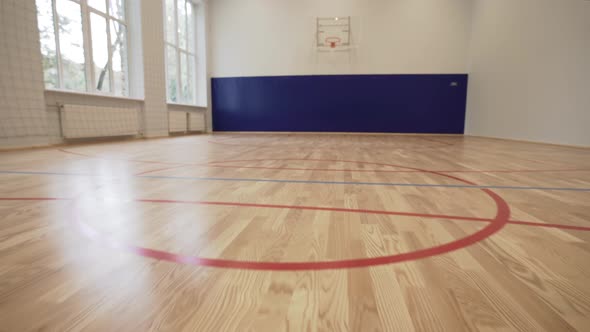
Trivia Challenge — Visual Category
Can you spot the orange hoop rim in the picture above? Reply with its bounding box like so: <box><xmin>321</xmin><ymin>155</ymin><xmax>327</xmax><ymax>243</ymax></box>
<box><xmin>324</xmin><ymin>37</ymin><xmax>342</xmax><ymax>48</ymax></box>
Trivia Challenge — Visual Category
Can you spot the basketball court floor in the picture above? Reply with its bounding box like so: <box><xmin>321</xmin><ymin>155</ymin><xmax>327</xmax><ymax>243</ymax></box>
<box><xmin>0</xmin><ymin>134</ymin><xmax>589</xmax><ymax>331</ymax></box>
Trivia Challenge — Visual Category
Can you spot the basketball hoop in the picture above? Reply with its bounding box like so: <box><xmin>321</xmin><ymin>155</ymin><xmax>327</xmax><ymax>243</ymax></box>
<box><xmin>325</xmin><ymin>37</ymin><xmax>341</xmax><ymax>48</ymax></box>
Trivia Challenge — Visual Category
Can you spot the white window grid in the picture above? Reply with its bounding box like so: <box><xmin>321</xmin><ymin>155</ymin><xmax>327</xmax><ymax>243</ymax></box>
<box><xmin>48</xmin><ymin>0</ymin><xmax>128</xmax><ymax>95</ymax></box>
<box><xmin>164</xmin><ymin>0</ymin><xmax>197</xmax><ymax>105</ymax></box>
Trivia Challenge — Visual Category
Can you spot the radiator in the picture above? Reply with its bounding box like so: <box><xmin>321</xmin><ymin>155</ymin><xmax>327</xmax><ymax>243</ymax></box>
<box><xmin>61</xmin><ymin>104</ymin><xmax>140</xmax><ymax>139</ymax></box>
<box><xmin>188</xmin><ymin>112</ymin><xmax>206</xmax><ymax>132</ymax></box>
<box><xmin>169</xmin><ymin>111</ymin><xmax>188</xmax><ymax>133</ymax></box>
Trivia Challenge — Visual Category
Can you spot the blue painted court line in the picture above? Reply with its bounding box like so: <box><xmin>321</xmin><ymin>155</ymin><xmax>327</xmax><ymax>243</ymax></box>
<box><xmin>139</xmin><ymin>175</ymin><xmax>590</xmax><ymax>192</ymax></box>
<box><xmin>1</xmin><ymin>170</ymin><xmax>588</xmax><ymax>192</ymax></box>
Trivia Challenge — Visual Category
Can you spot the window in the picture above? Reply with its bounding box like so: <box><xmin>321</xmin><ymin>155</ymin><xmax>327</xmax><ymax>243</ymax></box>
<box><xmin>165</xmin><ymin>0</ymin><xmax>197</xmax><ymax>104</ymax></box>
<box><xmin>36</xmin><ymin>0</ymin><xmax>129</xmax><ymax>96</ymax></box>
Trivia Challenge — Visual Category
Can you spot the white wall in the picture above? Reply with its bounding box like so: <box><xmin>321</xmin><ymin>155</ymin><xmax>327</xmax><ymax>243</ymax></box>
<box><xmin>210</xmin><ymin>0</ymin><xmax>474</xmax><ymax>77</ymax></box>
<box><xmin>466</xmin><ymin>0</ymin><xmax>590</xmax><ymax>147</ymax></box>
<box><xmin>3</xmin><ymin>0</ymin><xmax>589</xmax><ymax>147</ymax></box>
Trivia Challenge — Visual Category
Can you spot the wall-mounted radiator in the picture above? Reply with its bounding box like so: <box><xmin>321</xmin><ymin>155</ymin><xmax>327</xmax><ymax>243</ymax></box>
<box><xmin>188</xmin><ymin>112</ymin><xmax>206</xmax><ymax>132</ymax></box>
<box><xmin>168</xmin><ymin>111</ymin><xmax>206</xmax><ymax>133</ymax></box>
<box><xmin>169</xmin><ymin>111</ymin><xmax>188</xmax><ymax>133</ymax></box>
<box><xmin>60</xmin><ymin>104</ymin><xmax>140</xmax><ymax>139</ymax></box>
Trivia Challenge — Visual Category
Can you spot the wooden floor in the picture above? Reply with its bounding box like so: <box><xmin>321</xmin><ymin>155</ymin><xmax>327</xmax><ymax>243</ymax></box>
<box><xmin>0</xmin><ymin>134</ymin><xmax>589</xmax><ymax>331</ymax></box>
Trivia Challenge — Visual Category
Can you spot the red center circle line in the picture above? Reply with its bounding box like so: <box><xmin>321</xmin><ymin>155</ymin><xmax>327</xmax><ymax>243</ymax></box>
<box><xmin>13</xmin><ymin>195</ymin><xmax>509</xmax><ymax>270</ymax></box>
<box><xmin>5</xmin><ymin>158</ymin><xmax>512</xmax><ymax>271</ymax></box>
<box><xmin>4</xmin><ymin>196</ymin><xmax>590</xmax><ymax>271</ymax></box>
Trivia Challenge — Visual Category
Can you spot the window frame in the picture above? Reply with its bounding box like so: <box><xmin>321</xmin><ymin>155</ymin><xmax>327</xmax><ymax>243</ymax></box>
<box><xmin>164</xmin><ymin>0</ymin><xmax>197</xmax><ymax>105</ymax></box>
<box><xmin>42</xmin><ymin>0</ymin><xmax>129</xmax><ymax>96</ymax></box>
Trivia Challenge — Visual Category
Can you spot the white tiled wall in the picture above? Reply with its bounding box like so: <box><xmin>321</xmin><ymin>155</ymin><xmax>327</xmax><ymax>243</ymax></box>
<box><xmin>0</xmin><ymin>0</ymin><xmax>209</xmax><ymax>149</ymax></box>
<box><xmin>140</xmin><ymin>0</ymin><xmax>169</xmax><ymax>138</ymax></box>
<box><xmin>0</xmin><ymin>0</ymin><xmax>49</xmax><ymax>148</ymax></box>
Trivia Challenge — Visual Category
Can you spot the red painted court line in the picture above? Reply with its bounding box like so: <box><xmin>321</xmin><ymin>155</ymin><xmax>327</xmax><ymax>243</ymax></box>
<box><xmin>194</xmin><ymin>200</ymin><xmax>590</xmax><ymax>232</ymax></box>
<box><xmin>1</xmin><ymin>197</ymin><xmax>588</xmax><ymax>232</ymax></box>
<box><xmin>139</xmin><ymin>199</ymin><xmax>493</xmax><ymax>222</ymax></box>
<box><xmin>177</xmin><ymin>200</ymin><xmax>583</xmax><ymax>232</ymax></box>
<box><xmin>140</xmin><ymin>199</ymin><xmax>590</xmax><ymax>232</ymax></box>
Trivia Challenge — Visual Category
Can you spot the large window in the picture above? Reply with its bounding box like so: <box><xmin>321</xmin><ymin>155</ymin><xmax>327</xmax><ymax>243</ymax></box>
<box><xmin>165</xmin><ymin>0</ymin><xmax>196</xmax><ymax>104</ymax></box>
<box><xmin>36</xmin><ymin>0</ymin><xmax>128</xmax><ymax>96</ymax></box>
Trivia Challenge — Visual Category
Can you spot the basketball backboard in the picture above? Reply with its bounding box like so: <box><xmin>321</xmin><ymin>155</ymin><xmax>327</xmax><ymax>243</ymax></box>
<box><xmin>316</xmin><ymin>16</ymin><xmax>351</xmax><ymax>49</ymax></box>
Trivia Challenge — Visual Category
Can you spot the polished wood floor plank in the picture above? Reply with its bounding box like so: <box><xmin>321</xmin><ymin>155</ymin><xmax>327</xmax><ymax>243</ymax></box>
<box><xmin>0</xmin><ymin>134</ymin><xmax>589</xmax><ymax>331</ymax></box>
